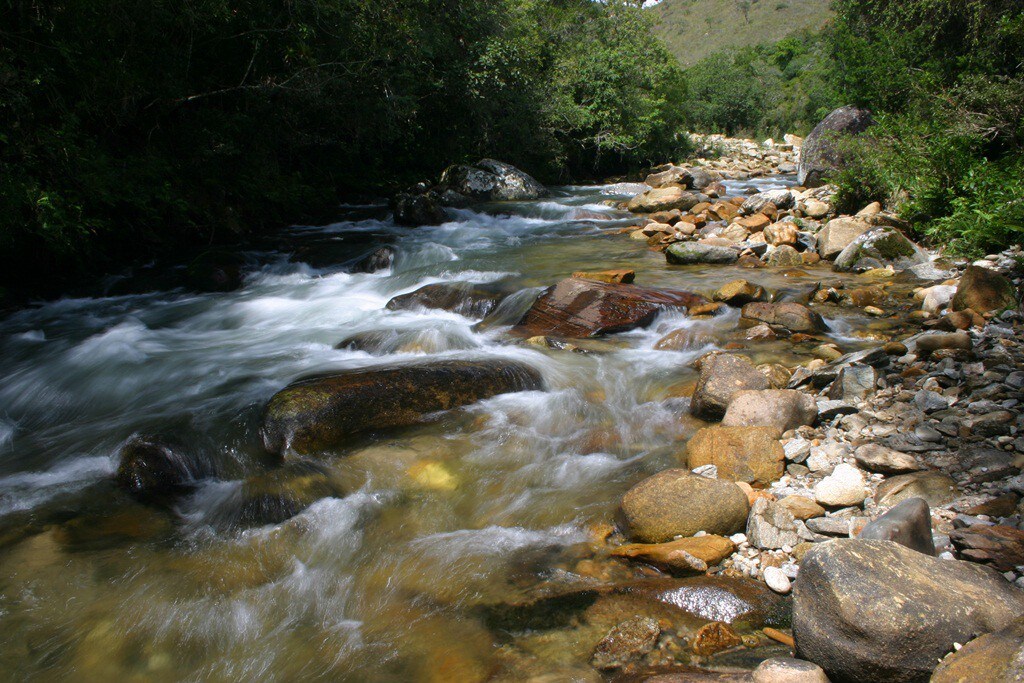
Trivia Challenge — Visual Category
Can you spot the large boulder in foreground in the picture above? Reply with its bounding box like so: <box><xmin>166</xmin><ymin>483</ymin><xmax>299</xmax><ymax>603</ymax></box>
<box><xmin>931</xmin><ymin>616</ymin><xmax>1024</xmax><ymax>683</ymax></box>
<box><xmin>691</xmin><ymin>353</ymin><xmax>771</xmax><ymax>421</ymax></box>
<box><xmin>686</xmin><ymin>425</ymin><xmax>785</xmax><ymax>486</ymax></box>
<box><xmin>620</xmin><ymin>469</ymin><xmax>750</xmax><ymax>542</ymax></box>
<box><xmin>798</xmin><ymin>106</ymin><xmax>875</xmax><ymax>188</ymax></box>
<box><xmin>833</xmin><ymin>227</ymin><xmax>929</xmax><ymax>273</ymax></box>
<box><xmin>793</xmin><ymin>539</ymin><xmax>1024</xmax><ymax>683</ymax></box>
<box><xmin>260</xmin><ymin>360</ymin><xmax>543</xmax><ymax>455</ymax></box>
<box><xmin>951</xmin><ymin>265</ymin><xmax>1018</xmax><ymax>314</ymax></box>
<box><xmin>440</xmin><ymin>159</ymin><xmax>548</xmax><ymax>201</ymax></box>
<box><xmin>511</xmin><ymin>277</ymin><xmax>707</xmax><ymax>338</ymax></box>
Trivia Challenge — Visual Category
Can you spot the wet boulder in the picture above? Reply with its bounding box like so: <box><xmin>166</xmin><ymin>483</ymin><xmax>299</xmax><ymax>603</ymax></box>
<box><xmin>610</xmin><ymin>535</ymin><xmax>736</xmax><ymax>575</ymax></box>
<box><xmin>798</xmin><ymin>106</ymin><xmax>875</xmax><ymax>188</ymax></box>
<box><xmin>713</xmin><ymin>280</ymin><xmax>768</xmax><ymax>306</ymax></box>
<box><xmin>793</xmin><ymin>539</ymin><xmax>1024</xmax><ymax>683</ymax></box>
<box><xmin>620</xmin><ymin>469</ymin><xmax>750</xmax><ymax>543</ymax></box>
<box><xmin>439</xmin><ymin>159</ymin><xmax>548</xmax><ymax>201</ymax></box>
<box><xmin>951</xmin><ymin>265</ymin><xmax>1019</xmax><ymax>314</ymax></box>
<box><xmin>115</xmin><ymin>436</ymin><xmax>213</xmax><ymax>497</ymax></box>
<box><xmin>350</xmin><ymin>246</ymin><xmax>396</xmax><ymax>274</ymax></box>
<box><xmin>386</xmin><ymin>282</ymin><xmax>507</xmax><ymax>319</ymax></box>
<box><xmin>832</xmin><ymin>227</ymin><xmax>929</xmax><ymax>273</ymax></box>
<box><xmin>628</xmin><ymin>186</ymin><xmax>702</xmax><ymax>213</ymax></box>
<box><xmin>691</xmin><ymin>353</ymin><xmax>771</xmax><ymax>420</ymax></box>
<box><xmin>511</xmin><ymin>277</ymin><xmax>707</xmax><ymax>339</ymax></box>
<box><xmin>686</xmin><ymin>426</ymin><xmax>785</xmax><ymax>486</ymax></box>
<box><xmin>666</xmin><ymin>242</ymin><xmax>740</xmax><ymax>265</ymax></box>
<box><xmin>741</xmin><ymin>190</ymin><xmax>795</xmax><ymax>215</ymax></box>
<box><xmin>260</xmin><ymin>359</ymin><xmax>543</xmax><ymax>455</ymax></box>
<box><xmin>392</xmin><ymin>191</ymin><xmax>449</xmax><ymax>226</ymax></box>
<box><xmin>740</xmin><ymin>302</ymin><xmax>827</xmax><ymax>334</ymax></box>
<box><xmin>235</xmin><ymin>462</ymin><xmax>343</xmax><ymax>526</ymax></box>
<box><xmin>721</xmin><ymin>389</ymin><xmax>818</xmax><ymax>434</ymax></box>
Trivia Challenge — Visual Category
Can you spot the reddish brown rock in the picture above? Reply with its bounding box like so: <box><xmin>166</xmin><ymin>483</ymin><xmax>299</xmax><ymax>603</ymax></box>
<box><xmin>950</xmin><ymin>525</ymin><xmax>1024</xmax><ymax>571</ymax></box>
<box><xmin>512</xmin><ymin>278</ymin><xmax>707</xmax><ymax>338</ymax></box>
<box><xmin>692</xmin><ymin>621</ymin><xmax>743</xmax><ymax>656</ymax></box>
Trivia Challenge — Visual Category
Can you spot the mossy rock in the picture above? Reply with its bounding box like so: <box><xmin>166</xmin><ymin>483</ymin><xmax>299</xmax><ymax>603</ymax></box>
<box><xmin>833</xmin><ymin>227</ymin><xmax>928</xmax><ymax>273</ymax></box>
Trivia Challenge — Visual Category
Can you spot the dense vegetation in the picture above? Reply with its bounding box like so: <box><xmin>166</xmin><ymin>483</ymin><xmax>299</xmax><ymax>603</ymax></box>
<box><xmin>669</xmin><ymin>0</ymin><xmax>1024</xmax><ymax>255</ymax></box>
<box><xmin>0</xmin><ymin>0</ymin><xmax>685</xmax><ymax>294</ymax></box>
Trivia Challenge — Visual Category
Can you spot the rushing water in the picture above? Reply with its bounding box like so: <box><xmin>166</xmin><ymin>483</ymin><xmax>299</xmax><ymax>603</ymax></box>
<box><xmin>0</xmin><ymin>178</ymin><xmax>907</xmax><ymax>681</ymax></box>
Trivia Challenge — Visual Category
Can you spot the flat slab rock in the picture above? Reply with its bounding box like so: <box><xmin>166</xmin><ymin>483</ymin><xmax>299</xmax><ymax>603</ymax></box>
<box><xmin>950</xmin><ymin>524</ymin><xmax>1024</xmax><ymax>572</ymax></box>
<box><xmin>512</xmin><ymin>277</ymin><xmax>707</xmax><ymax>338</ymax></box>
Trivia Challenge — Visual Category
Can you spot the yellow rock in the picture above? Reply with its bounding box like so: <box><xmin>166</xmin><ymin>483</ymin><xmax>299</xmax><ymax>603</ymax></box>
<box><xmin>407</xmin><ymin>461</ymin><xmax>459</xmax><ymax>491</ymax></box>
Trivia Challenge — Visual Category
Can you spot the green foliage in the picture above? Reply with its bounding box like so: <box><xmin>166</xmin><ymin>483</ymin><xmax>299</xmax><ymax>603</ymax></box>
<box><xmin>0</xmin><ymin>0</ymin><xmax>685</xmax><ymax>293</ymax></box>
<box><xmin>826</xmin><ymin>0</ymin><xmax>1024</xmax><ymax>254</ymax></box>
<box><xmin>681</xmin><ymin>32</ymin><xmax>838</xmax><ymax>136</ymax></box>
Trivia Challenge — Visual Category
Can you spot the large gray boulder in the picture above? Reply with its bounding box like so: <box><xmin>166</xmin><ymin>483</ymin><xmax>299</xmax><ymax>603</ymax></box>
<box><xmin>816</xmin><ymin>217</ymin><xmax>872</xmax><ymax>261</ymax></box>
<box><xmin>440</xmin><ymin>159</ymin><xmax>548</xmax><ymax>201</ymax></box>
<box><xmin>833</xmin><ymin>227</ymin><xmax>929</xmax><ymax>273</ymax></box>
<box><xmin>794</xmin><ymin>539</ymin><xmax>1024</xmax><ymax>682</ymax></box>
<box><xmin>798</xmin><ymin>106</ymin><xmax>875</xmax><ymax>188</ymax></box>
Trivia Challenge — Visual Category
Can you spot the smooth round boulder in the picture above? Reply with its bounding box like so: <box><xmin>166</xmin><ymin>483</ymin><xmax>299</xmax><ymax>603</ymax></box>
<box><xmin>260</xmin><ymin>360</ymin><xmax>543</xmax><ymax>455</ymax></box>
<box><xmin>714</xmin><ymin>280</ymin><xmax>768</xmax><ymax>306</ymax></box>
<box><xmin>793</xmin><ymin>539</ymin><xmax>1024</xmax><ymax>683</ymax></box>
<box><xmin>833</xmin><ymin>227</ymin><xmax>929</xmax><ymax>273</ymax></box>
<box><xmin>628</xmin><ymin>186</ymin><xmax>701</xmax><ymax>213</ymax></box>
<box><xmin>620</xmin><ymin>469</ymin><xmax>750</xmax><ymax>543</ymax></box>
<box><xmin>687</xmin><ymin>426</ymin><xmax>785</xmax><ymax>486</ymax></box>
<box><xmin>440</xmin><ymin>159</ymin><xmax>548</xmax><ymax>201</ymax></box>
<box><xmin>858</xmin><ymin>497</ymin><xmax>935</xmax><ymax>556</ymax></box>
<box><xmin>690</xmin><ymin>353</ymin><xmax>771</xmax><ymax>421</ymax></box>
<box><xmin>740</xmin><ymin>302</ymin><xmax>827</xmax><ymax>333</ymax></box>
<box><xmin>722</xmin><ymin>389</ymin><xmax>818</xmax><ymax>434</ymax></box>
<box><xmin>951</xmin><ymin>265</ymin><xmax>1018</xmax><ymax>314</ymax></box>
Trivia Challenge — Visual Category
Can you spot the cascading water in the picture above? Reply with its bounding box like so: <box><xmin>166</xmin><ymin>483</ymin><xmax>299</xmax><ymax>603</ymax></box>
<box><xmin>0</xmin><ymin>178</ymin><xmax>896</xmax><ymax>680</ymax></box>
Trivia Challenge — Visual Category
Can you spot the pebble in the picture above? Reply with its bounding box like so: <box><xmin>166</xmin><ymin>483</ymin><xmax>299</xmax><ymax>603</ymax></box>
<box><xmin>763</xmin><ymin>566</ymin><xmax>792</xmax><ymax>594</ymax></box>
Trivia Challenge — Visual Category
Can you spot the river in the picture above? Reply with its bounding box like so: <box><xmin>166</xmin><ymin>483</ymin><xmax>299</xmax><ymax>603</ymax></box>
<box><xmin>0</xmin><ymin>178</ymin><xmax>901</xmax><ymax>680</ymax></box>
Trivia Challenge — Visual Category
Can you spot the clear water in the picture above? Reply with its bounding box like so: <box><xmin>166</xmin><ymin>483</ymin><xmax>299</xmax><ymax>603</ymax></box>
<box><xmin>0</xmin><ymin>179</ymin><xmax>905</xmax><ymax>681</ymax></box>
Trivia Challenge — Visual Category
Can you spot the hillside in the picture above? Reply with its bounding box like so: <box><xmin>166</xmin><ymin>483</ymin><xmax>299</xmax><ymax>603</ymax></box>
<box><xmin>649</xmin><ymin>0</ymin><xmax>833</xmax><ymax>65</ymax></box>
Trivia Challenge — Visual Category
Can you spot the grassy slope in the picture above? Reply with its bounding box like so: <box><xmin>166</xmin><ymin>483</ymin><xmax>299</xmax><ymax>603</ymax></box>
<box><xmin>649</xmin><ymin>0</ymin><xmax>833</xmax><ymax>65</ymax></box>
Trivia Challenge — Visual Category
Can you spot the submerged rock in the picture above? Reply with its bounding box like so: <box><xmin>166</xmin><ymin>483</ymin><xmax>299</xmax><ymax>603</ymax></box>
<box><xmin>793</xmin><ymin>539</ymin><xmax>1024</xmax><ymax>683</ymax></box>
<box><xmin>620</xmin><ymin>469</ymin><xmax>750</xmax><ymax>543</ymax></box>
<box><xmin>236</xmin><ymin>462</ymin><xmax>342</xmax><ymax>526</ymax></box>
<box><xmin>666</xmin><ymin>242</ymin><xmax>740</xmax><ymax>265</ymax></box>
<box><xmin>260</xmin><ymin>360</ymin><xmax>543</xmax><ymax>455</ymax></box>
<box><xmin>115</xmin><ymin>436</ymin><xmax>213</xmax><ymax>497</ymax></box>
<box><xmin>440</xmin><ymin>159</ymin><xmax>548</xmax><ymax>201</ymax></box>
<box><xmin>591</xmin><ymin>616</ymin><xmax>661</xmax><ymax>671</ymax></box>
<box><xmin>512</xmin><ymin>277</ymin><xmax>706</xmax><ymax>339</ymax></box>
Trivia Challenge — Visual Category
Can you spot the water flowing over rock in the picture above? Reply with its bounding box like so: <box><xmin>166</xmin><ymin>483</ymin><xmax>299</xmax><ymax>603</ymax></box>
<box><xmin>620</xmin><ymin>469</ymin><xmax>750</xmax><ymax>542</ymax></box>
<box><xmin>798</xmin><ymin>106</ymin><xmax>875</xmax><ymax>187</ymax></box>
<box><xmin>260</xmin><ymin>360</ymin><xmax>543</xmax><ymax>455</ymax></box>
<box><xmin>793</xmin><ymin>539</ymin><xmax>1024</xmax><ymax>683</ymax></box>
<box><xmin>386</xmin><ymin>282</ymin><xmax>507</xmax><ymax>319</ymax></box>
<box><xmin>511</xmin><ymin>277</ymin><xmax>707</xmax><ymax>338</ymax></box>
<box><xmin>115</xmin><ymin>436</ymin><xmax>213</xmax><ymax>496</ymax></box>
<box><xmin>440</xmin><ymin>159</ymin><xmax>548</xmax><ymax>201</ymax></box>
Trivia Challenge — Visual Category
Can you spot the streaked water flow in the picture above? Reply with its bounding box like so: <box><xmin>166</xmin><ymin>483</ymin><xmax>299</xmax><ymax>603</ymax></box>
<box><xmin>0</xmin><ymin>178</ymin><xmax>898</xmax><ymax>680</ymax></box>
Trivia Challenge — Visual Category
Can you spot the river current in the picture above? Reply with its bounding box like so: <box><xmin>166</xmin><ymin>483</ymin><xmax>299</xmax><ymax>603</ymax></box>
<box><xmin>0</xmin><ymin>178</ymin><xmax>895</xmax><ymax>681</ymax></box>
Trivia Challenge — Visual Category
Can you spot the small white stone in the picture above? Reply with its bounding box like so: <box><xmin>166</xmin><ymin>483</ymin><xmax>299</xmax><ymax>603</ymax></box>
<box><xmin>939</xmin><ymin>551</ymin><xmax>956</xmax><ymax>561</ymax></box>
<box><xmin>694</xmin><ymin>530</ymin><xmax>707</xmax><ymax>537</ymax></box>
<box><xmin>764</xmin><ymin>566</ymin><xmax>792</xmax><ymax>594</ymax></box>
<box><xmin>730</xmin><ymin>533</ymin><xmax>748</xmax><ymax>545</ymax></box>
<box><xmin>814</xmin><ymin>463</ymin><xmax>867</xmax><ymax>507</ymax></box>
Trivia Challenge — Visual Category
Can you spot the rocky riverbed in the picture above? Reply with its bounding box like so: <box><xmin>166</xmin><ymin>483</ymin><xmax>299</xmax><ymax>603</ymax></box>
<box><xmin>0</xmin><ymin>134</ymin><xmax>1022</xmax><ymax>681</ymax></box>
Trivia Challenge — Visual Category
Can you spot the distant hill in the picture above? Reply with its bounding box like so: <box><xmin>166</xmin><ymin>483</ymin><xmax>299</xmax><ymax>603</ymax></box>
<box><xmin>648</xmin><ymin>0</ymin><xmax>833</xmax><ymax>66</ymax></box>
